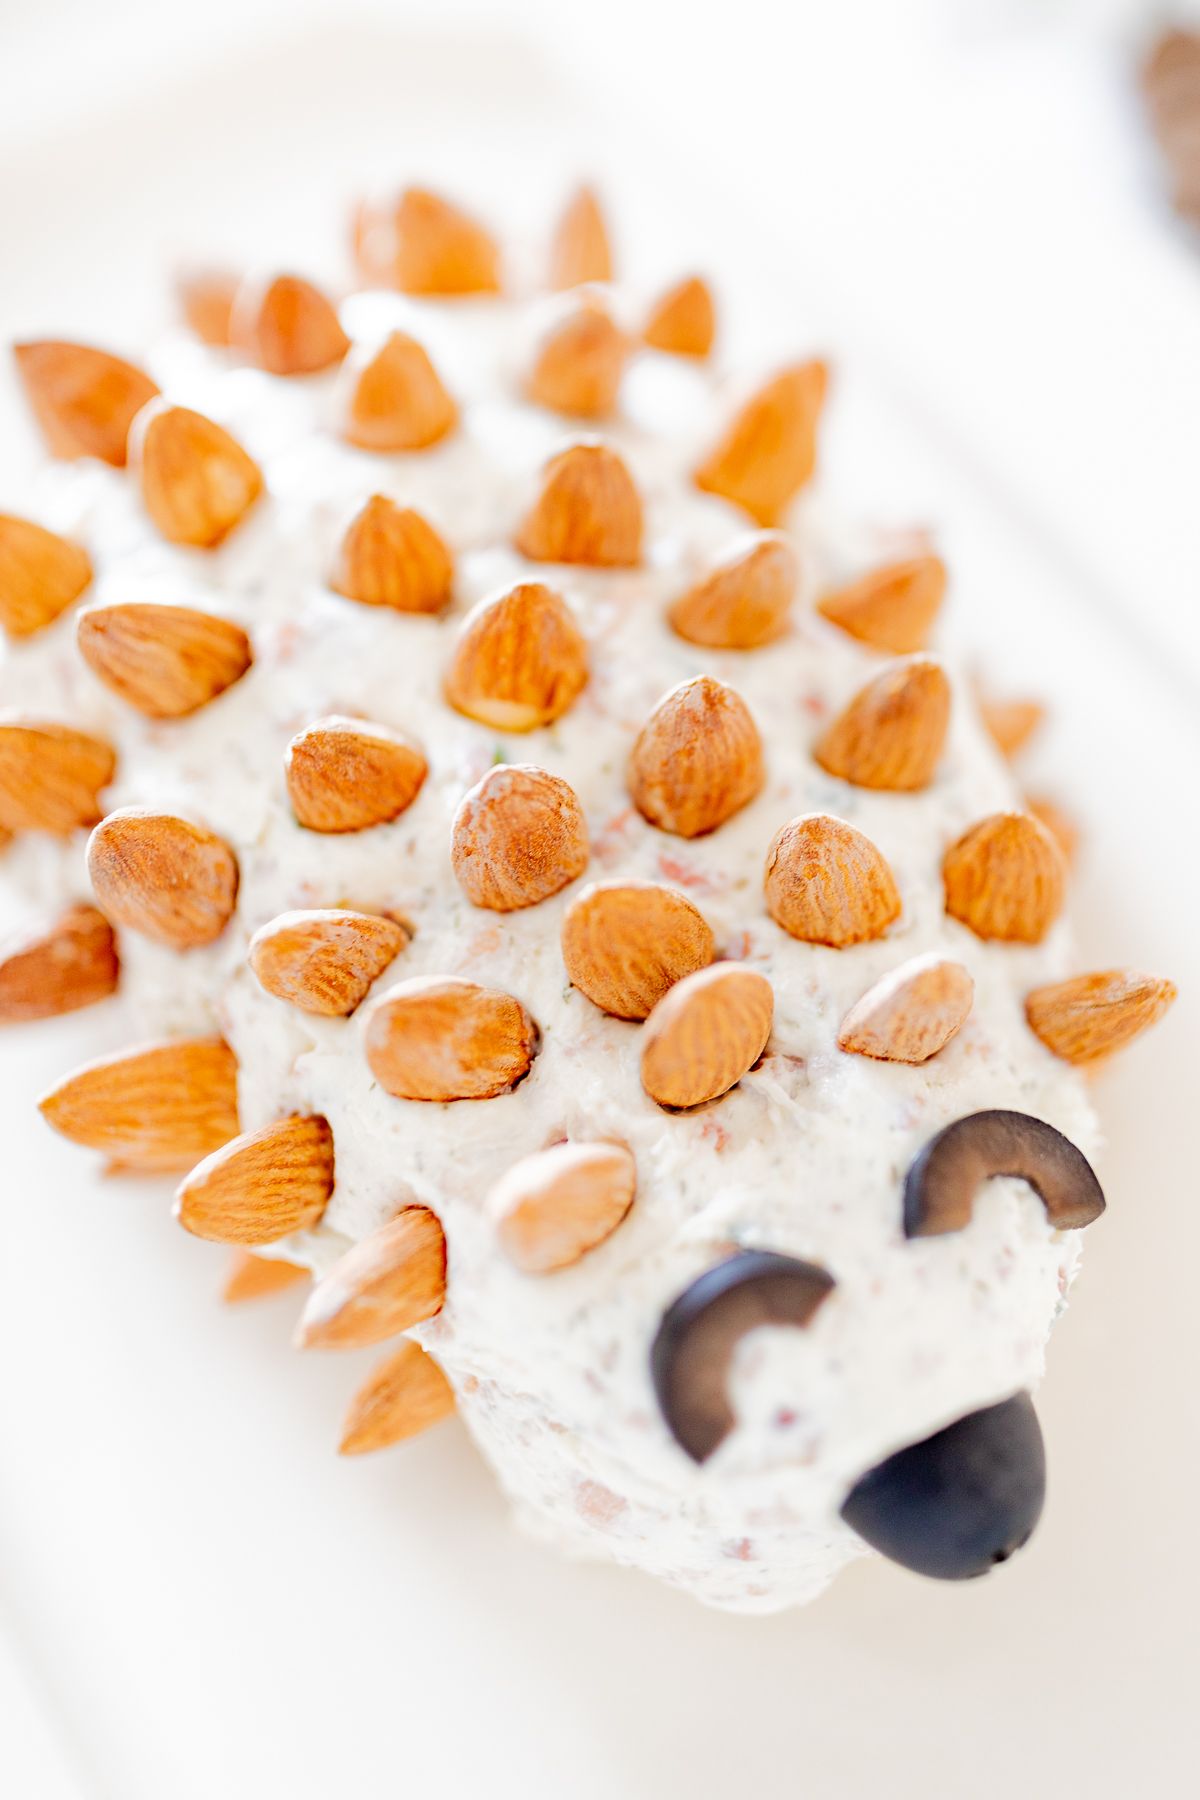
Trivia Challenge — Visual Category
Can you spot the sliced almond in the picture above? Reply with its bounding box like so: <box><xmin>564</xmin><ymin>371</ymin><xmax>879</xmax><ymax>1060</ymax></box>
<box><xmin>38</xmin><ymin>1036</ymin><xmax>239</xmax><ymax>1170</ymax></box>
<box><xmin>296</xmin><ymin>1206</ymin><xmax>446</xmax><ymax>1348</ymax></box>
<box><xmin>0</xmin><ymin>904</ymin><xmax>119</xmax><ymax>1022</ymax></box>
<box><xmin>77</xmin><ymin>601</ymin><xmax>252</xmax><ymax>718</ymax></box>
<box><xmin>176</xmin><ymin>268</ymin><xmax>238</xmax><ymax>346</ymax></box>
<box><xmin>0</xmin><ymin>717</ymin><xmax>115</xmax><ymax>834</ymax></box>
<box><xmin>667</xmin><ymin>532</ymin><xmax>798</xmax><ymax>649</ymax></box>
<box><xmin>229</xmin><ymin>273</ymin><xmax>349</xmax><ymax>375</ymax></box>
<box><xmin>816</xmin><ymin>554</ymin><xmax>946</xmax><ymax>654</ymax></box>
<box><xmin>764</xmin><ymin>813</ymin><xmax>901</xmax><ymax>947</ymax></box>
<box><xmin>629</xmin><ymin>674</ymin><xmax>763</xmax><ymax>838</ymax></box>
<box><xmin>838</xmin><ymin>954</ymin><xmax>974</xmax><ymax>1063</ymax></box>
<box><xmin>978</xmin><ymin>695</ymin><xmax>1045</xmax><ymax>760</ymax></box>
<box><xmin>132</xmin><ymin>401</ymin><xmax>263</xmax><ymax>548</ymax></box>
<box><xmin>176</xmin><ymin>1114</ymin><xmax>333</xmax><ymax>1245</ymax></box>
<box><xmin>489</xmin><ymin>1141</ymin><xmax>635</xmax><ymax>1273</ymax></box>
<box><xmin>222</xmin><ymin>1250</ymin><xmax>309</xmax><ymax>1304</ymax></box>
<box><xmin>286</xmin><ymin>715</ymin><xmax>427</xmax><ymax>832</ymax></box>
<box><xmin>444</xmin><ymin>581</ymin><xmax>588</xmax><ymax>731</ymax></box>
<box><xmin>452</xmin><ymin>763</ymin><xmax>588</xmax><ymax>911</ymax></box>
<box><xmin>88</xmin><ymin>807</ymin><xmax>239</xmax><ymax>948</ymax></box>
<box><xmin>0</xmin><ymin>514</ymin><xmax>92</xmax><ymax>637</ymax></box>
<box><xmin>641</xmin><ymin>962</ymin><xmax>773</xmax><ymax>1109</ymax></box>
<box><xmin>514</xmin><ymin>442</ymin><xmax>642</xmax><ymax>567</ymax></box>
<box><xmin>342</xmin><ymin>331</ymin><xmax>456</xmax><ymax>452</ymax></box>
<box><xmin>1025</xmin><ymin>794</ymin><xmax>1079</xmax><ymax>866</ymax></box>
<box><xmin>12</xmin><ymin>340</ymin><xmax>159</xmax><ymax>466</ymax></box>
<box><xmin>943</xmin><ymin>810</ymin><xmax>1065</xmax><ymax>944</ymax></box>
<box><xmin>1025</xmin><ymin>970</ymin><xmax>1177</xmax><ymax>1065</ymax></box>
<box><xmin>248</xmin><ymin>908</ymin><xmax>406</xmax><ymax>1015</ymax></box>
<box><xmin>549</xmin><ymin>184</ymin><xmax>613</xmax><ymax>288</ymax></box>
<box><xmin>355</xmin><ymin>188</ymin><xmax>500</xmax><ymax>294</ymax></box>
<box><xmin>338</xmin><ymin>1340</ymin><xmax>455</xmax><ymax>1455</ymax></box>
<box><xmin>815</xmin><ymin>657</ymin><xmax>951</xmax><ymax>792</ymax></box>
<box><xmin>364</xmin><ymin>976</ymin><xmax>538</xmax><ymax>1101</ymax></box>
<box><xmin>644</xmin><ymin>275</ymin><xmax>716</xmax><ymax>358</ymax></box>
<box><xmin>527</xmin><ymin>297</ymin><xmax>628</xmax><ymax>418</ymax></box>
<box><xmin>561</xmin><ymin>879</ymin><xmax>714</xmax><ymax>1019</ymax></box>
<box><xmin>695</xmin><ymin>360</ymin><xmax>828</xmax><ymax>525</ymax></box>
<box><xmin>330</xmin><ymin>494</ymin><xmax>452</xmax><ymax>613</ymax></box>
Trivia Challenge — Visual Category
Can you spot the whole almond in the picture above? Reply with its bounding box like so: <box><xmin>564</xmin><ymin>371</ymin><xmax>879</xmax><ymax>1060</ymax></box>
<box><xmin>248</xmin><ymin>908</ymin><xmax>407</xmax><ymax>1015</ymax></box>
<box><xmin>77</xmin><ymin>601</ymin><xmax>252</xmax><ymax>717</ymax></box>
<box><xmin>838</xmin><ymin>954</ymin><xmax>974</xmax><ymax>1063</ymax></box>
<box><xmin>695</xmin><ymin>361</ymin><xmax>828</xmax><ymax>525</ymax></box>
<box><xmin>452</xmin><ymin>763</ymin><xmax>588</xmax><ymax>911</ymax></box>
<box><xmin>641</xmin><ymin>962</ymin><xmax>773</xmax><ymax>1109</ymax></box>
<box><xmin>1025</xmin><ymin>969</ymin><xmax>1177</xmax><ymax>1065</ymax></box>
<box><xmin>644</xmin><ymin>275</ymin><xmax>716</xmax><ymax>358</ymax></box>
<box><xmin>765</xmin><ymin>813</ymin><xmax>901</xmax><ymax>947</ymax></box>
<box><xmin>549</xmin><ymin>184</ymin><xmax>613</xmax><ymax>288</ymax></box>
<box><xmin>943</xmin><ymin>810</ymin><xmax>1065</xmax><ymax>943</ymax></box>
<box><xmin>1025</xmin><ymin>794</ymin><xmax>1079</xmax><ymax>865</ymax></box>
<box><xmin>0</xmin><ymin>514</ymin><xmax>93</xmax><ymax>637</ymax></box>
<box><xmin>515</xmin><ymin>442</ymin><xmax>642</xmax><ymax>567</ymax></box>
<box><xmin>364</xmin><ymin>976</ymin><xmax>539</xmax><ymax>1101</ymax></box>
<box><xmin>489</xmin><ymin>1141</ymin><xmax>636</xmax><ymax>1273</ymax></box>
<box><xmin>176</xmin><ymin>1114</ymin><xmax>334</xmax><ymax>1244</ymax></box>
<box><xmin>445</xmin><ymin>582</ymin><xmax>588</xmax><ymax>731</ymax></box>
<box><xmin>978</xmin><ymin>695</ymin><xmax>1045</xmax><ymax>760</ymax></box>
<box><xmin>88</xmin><ymin>807</ymin><xmax>239</xmax><ymax>948</ymax></box>
<box><xmin>527</xmin><ymin>298</ymin><xmax>628</xmax><ymax>418</ymax></box>
<box><xmin>222</xmin><ymin>1250</ymin><xmax>309</xmax><ymax>1303</ymax></box>
<box><xmin>815</xmin><ymin>658</ymin><xmax>951</xmax><ymax>792</ymax></box>
<box><xmin>561</xmin><ymin>879</ymin><xmax>715</xmax><ymax>1018</ymax></box>
<box><xmin>629</xmin><ymin>674</ymin><xmax>763</xmax><ymax>838</ymax></box>
<box><xmin>354</xmin><ymin>188</ymin><xmax>500</xmax><ymax>294</ymax></box>
<box><xmin>0</xmin><ymin>904</ymin><xmax>118</xmax><ymax>1022</ymax></box>
<box><xmin>330</xmin><ymin>494</ymin><xmax>452</xmax><ymax>613</ymax></box>
<box><xmin>176</xmin><ymin>268</ymin><xmax>238</xmax><ymax>346</ymax></box>
<box><xmin>286</xmin><ymin>715</ymin><xmax>427</xmax><ymax>832</ymax></box>
<box><xmin>817</xmin><ymin>554</ymin><xmax>946</xmax><ymax>654</ymax></box>
<box><xmin>0</xmin><ymin>717</ymin><xmax>115</xmax><ymax>833</ymax></box>
<box><xmin>132</xmin><ymin>401</ymin><xmax>263</xmax><ymax>547</ymax></box>
<box><xmin>229</xmin><ymin>273</ymin><xmax>349</xmax><ymax>375</ymax></box>
<box><xmin>296</xmin><ymin>1206</ymin><xmax>446</xmax><ymax>1347</ymax></box>
<box><xmin>39</xmin><ymin>1036</ymin><xmax>239</xmax><ymax>1170</ymax></box>
<box><xmin>13</xmin><ymin>340</ymin><xmax>159</xmax><ymax>466</ymax></box>
<box><xmin>338</xmin><ymin>1340</ymin><xmax>455</xmax><ymax>1455</ymax></box>
<box><xmin>667</xmin><ymin>532</ymin><xmax>798</xmax><ymax>649</ymax></box>
<box><xmin>343</xmin><ymin>331</ymin><xmax>456</xmax><ymax>452</ymax></box>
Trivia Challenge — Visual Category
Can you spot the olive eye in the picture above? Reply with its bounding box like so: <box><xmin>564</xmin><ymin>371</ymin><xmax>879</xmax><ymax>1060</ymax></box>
<box><xmin>904</xmin><ymin>1109</ymin><xmax>1104</xmax><ymax>1238</ymax></box>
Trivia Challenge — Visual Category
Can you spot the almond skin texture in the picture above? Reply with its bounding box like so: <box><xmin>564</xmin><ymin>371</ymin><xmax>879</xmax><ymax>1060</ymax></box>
<box><xmin>176</xmin><ymin>1115</ymin><xmax>334</xmax><ymax>1245</ymax></box>
<box><xmin>13</xmin><ymin>341</ymin><xmax>159</xmax><ymax>466</ymax></box>
<box><xmin>355</xmin><ymin>188</ymin><xmax>500</xmax><ymax>295</ymax></box>
<box><xmin>817</xmin><ymin>554</ymin><xmax>946</xmax><ymax>655</ymax></box>
<box><xmin>176</xmin><ymin>268</ymin><xmax>238</xmax><ymax>346</ymax></box>
<box><xmin>248</xmin><ymin>908</ymin><xmax>407</xmax><ymax>1015</ymax></box>
<box><xmin>641</xmin><ymin>962</ymin><xmax>774</xmax><ymax>1109</ymax></box>
<box><xmin>515</xmin><ymin>443</ymin><xmax>642</xmax><ymax>567</ymax></box>
<box><xmin>339</xmin><ymin>1340</ymin><xmax>455</xmax><ymax>1455</ymax></box>
<box><xmin>452</xmin><ymin>764</ymin><xmax>588</xmax><ymax>911</ymax></box>
<box><xmin>695</xmin><ymin>361</ymin><xmax>828</xmax><ymax>525</ymax></box>
<box><xmin>943</xmin><ymin>811</ymin><xmax>1066</xmax><ymax>944</ymax></box>
<box><xmin>1025</xmin><ymin>795</ymin><xmax>1079</xmax><ymax>866</ymax></box>
<box><xmin>364</xmin><ymin>976</ymin><xmax>539</xmax><ymax>1101</ymax></box>
<box><xmin>286</xmin><ymin>715</ymin><xmax>427</xmax><ymax>832</ymax></box>
<box><xmin>489</xmin><ymin>1141</ymin><xmax>636</xmax><ymax>1273</ymax></box>
<box><xmin>979</xmin><ymin>696</ymin><xmax>1045</xmax><ymax>760</ymax></box>
<box><xmin>445</xmin><ymin>582</ymin><xmax>588</xmax><ymax>731</ymax></box>
<box><xmin>88</xmin><ymin>808</ymin><xmax>239</xmax><ymax>948</ymax></box>
<box><xmin>644</xmin><ymin>276</ymin><xmax>716</xmax><ymax>358</ymax></box>
<box><xmin>296</xmin><ymin>1206</ymin><xmax>446</xmax><ymax>1348</ymax></box>
<box><xmin>561</xmin><ymin>880</ymin><xmax>715</xmax><ymax>1019</ymax></box>
<box><xmin>668</xmin><ymin>532</ymin><xmax>798</xmax><ymax>650</ymax></box>
<box><xmin>1025</xmin><ymin>970</ymin><xmax>1177</xmax><ymax>1065</ymax></box>
<box><xmin>527</xmin><ymin>298</ymin><xmax>628</xmax><ymax>418</ymax></box>
<box><xmin>629</xmin><ymin>675</ymin><xmax>764</xmax><ymax>838</ymax></box>
<box><xmin>549</xmin><ymin>185</ymin><xmax>613</xmax><ymax>288</ymax></box>
<box><xmin>38</xmin><ymin>1036</ymin><xmax>239</xmax><ymax>1171</ymax></box>
<box><xmin>76</xmin><ymin>602</ymin><xmax>252</xmax><ymax>718</ymax></box>
<box><xmin>0</xmin><ymin>717</ymin><xmax>115</xmax><ymax>834</ymax></box>
<box><xmin>0</xmin><ymin>904</ymin><xmax>119</xmax><ymax>1022</ymax></box>
<box><xmin>229</xmin><ymin>273</ymin><xmax>349</xmax><ymax>375</ymax></box>
<box><xmin>330</xmin><ymin>494</ymin><xmax>452</xmax><ymax>613</ymax></box>
<box><xmin>0</xmin><ymin>514</ymin><xmax>93</xmax><ymax>637</ymax></box>
<box><xmin>765</xmin><ymin>813</ymin><xmax>901</xmax><ymax>947</ymax></box>
<box><xmin>222</xmin><ymin>1250</ymin><xmax>308</xmax><ymax>1304</ymax></box>
<box><xmin>838</xmin><ymin>954</ymin><xmax>974</xmax><ymax>1063</ymax></box>
<box><xmin>815</xmin><ymin>658</ymin><xmax>951</xmax><ymax>792</ymax></box>
<box><xmin>132</xmin><ymin>401</ymin><xmax>263</xmax><ymax>548</ymax></box>
<box><xmin>342</xmin><ymin>332</ymin><xmax>456</xmax><ymax>452</ymax></box>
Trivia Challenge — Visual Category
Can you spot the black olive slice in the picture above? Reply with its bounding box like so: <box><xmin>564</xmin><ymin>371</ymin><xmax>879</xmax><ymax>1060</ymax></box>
<box><xmin>903</xmin><ymin>1109</ymin><xmax>1105</xmax><ymax>1239</ymax></box>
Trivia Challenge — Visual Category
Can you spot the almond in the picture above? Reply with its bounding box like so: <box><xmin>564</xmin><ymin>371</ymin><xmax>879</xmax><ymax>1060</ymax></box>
<box><xmin>1025</xmin><ymin>794</ymin><xmax>1079</xmax><ymax>865</ymax></box>
<box><xmin>330</xmin><ymin>494</ymin><xmax>452</xmax><ymax>613</ymax></box>
<box><xmin>296</xmin><ymin>1206</ymin><xmax>446</xmax><ymax>1348</ymax></box>
<box><xmin>338</xmin><ymin>1340</ymin><xmax>455</xmax><ymax>1455</ymax></box>
<box><xmin>364</xmin><ymin>976</ymin><xmax>539</xmax><ymax>1101</ymax></box>
<box><xmin>444</xmin><ymin>581</ymin><xmax>588</xmax><ymax>731</ymax></box>
<box><xmin>229</xmin><ymin>273</ymin><xmax>349</xmax><ymax>375</ymax></box>
<box><xmin>816</xmin><ymin>554</ymin><xmax>946</xmax><ymax>654</ymax></box>
<box><xmin>641</xmin><ymin>962</ymin><xmax>773</xmax><ymax>1109</ymax></box>
<box><xmin>176</xmin><ymin>1114</ymin><xmax>334</xmax><ymax>1244</ymax></box>
<box><xmin>943</xmin><ymin>810</ymin><xmax>1065</xmax><ymax>943</ymax></box>
<box><xmin>644</xmin><ymin>275</ymin><xmax>716</xmax><ymax>358</ymax></box>
<box><xmin>39</xmin><ymin>1036</ymin><xmax>239</xmax><ymax>1170</ymax></box>
<box><xmin>695</xmin><ymin>360</ymin><xmax>828</xmax><ymax>525</ymax></box>
<box><xmin>342</xmin><ymin>331</ymin><xmax>456</xmax><ymax>452</ymax></box>
<box><xmin>87</xmin><ymin>807</ymin><xmax>239</xmax><ymax>948</ymax></box>
<box><xmin>132</xmin><ymin>401</ymin><xmax>263</xmax><ymax>547</ymax></box>
<box><xmin>815</xmin><ymin>657</ymin><xmax>951</xmax><ymax>792</ymax></box>
<box><xmin>248</xmin><ymin>908</ymin><xmax>407</xmax><ymax>1015</ymax></box>
<box><xmin>354</xmin><ymin>188</ymin><xmax>500</xmax><ymax>294</ymax></box>
<box><xmin>1025</xmin><ymin>970</ymin><xmax>1177</xmax><ymax>1065</ymax></box>
<box><xmin>764</xmin><ymin>813</ymin><xmax>901</xmax><ymax>947</ymax></box>
<box><xmin>527</xmin><ymin>297</ymin><xmax>628</xmax><ymax>418</ymax></box>
<box><xmin>838</xmin><ymin>954</ymin><xmax>974</xmax><ymax>1063</ymax></box>
<box><xmin>561</xmin><ymin>879</ymin><xmax>715</xmax><ymax>1018</ymax></box>
<box><xmin>451</xmin><ymin>764</ymin><xmax>588</xmax><ymax>911</ymax></box>
<box><xmin>76</xmin><ymin>601</ymin><xmax>252</xmax><ymax>717</ymax></box>
<box><xmin>222</xmin><ymin>1250</ymin><xmax>309</xmax><ymax>1304</ymax></box>
<box><xmin>0</xmin><ymin>717</ymin><xmax>115</xmax><ymax>834</ymax></box>
<box><xmin>0</xmin><ymin>514</ymin><xmax>92</xmax><ymax>637</ymax></box>
<box><xmin>549</xmin><ymin>184</ymin><xmax>613</xmax><ymax>288</ymax></box>
<box><xmin>978</xmin><ymin>695</ymin><xmax>1045</xmax><ymax>760</ymax></box>
<box><xmin>176</xmin><ymin>268</ymin><xmax>238</xmax><ymax>346</ymax></box>
<box><xmin>667</xmin><ymin>532</ymin><xmax>798</xmax><ymax>649</ymax></box>
<box><xmin>629</xmin><ymin>674</ymin><xmax>763</xmax><ymax>838</ymax></box>
<box><xmin>489</xmin><ymin>1141</ymin><xmax>635</xmax><ymax>1273</ymax></box>
<box><xmin>286</xmin><ymin>715</ymin><xmax>427</xmax><ymax>832</ymax></box>
<box><xmin>12</xmin><ymin>340</ymin><xmax>159</xmax><ymax>466</ymax></box>
<box><xmin>0</xmin><ymin>904</ymin><xmax>118</xmax><ymax>1022</ymax></box>
<box><xmin>515</xmin><ymin>442</ymin><xmax>642</xmax><ymax>567</ymax></box>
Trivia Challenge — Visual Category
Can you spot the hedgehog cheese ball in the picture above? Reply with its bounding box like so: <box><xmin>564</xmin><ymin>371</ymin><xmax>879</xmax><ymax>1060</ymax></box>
<box><xmin>0</xmin><ymin>187</ymin><xmax>1177</xmax><ymax>1610</ymax></box>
